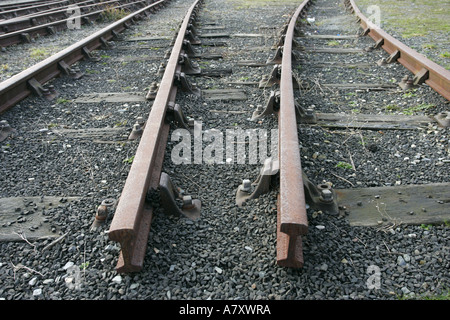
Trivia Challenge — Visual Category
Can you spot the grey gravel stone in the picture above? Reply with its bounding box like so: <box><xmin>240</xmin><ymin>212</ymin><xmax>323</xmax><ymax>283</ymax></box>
<box><xmin>0</xmin><ymin>0</ymin><xmax>448</xmax><ymax>302</ymax></box>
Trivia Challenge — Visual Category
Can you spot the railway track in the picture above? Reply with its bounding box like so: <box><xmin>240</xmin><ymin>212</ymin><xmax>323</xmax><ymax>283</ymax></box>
<box><xmin>0</xmin><ymin>0</ymin><xmax>449</xmax><ymax>301</ymax></box>
<box><xmin>0</xmin><ymin>0</ymin><xmax>164</xmax><ymax>48</ymax></box>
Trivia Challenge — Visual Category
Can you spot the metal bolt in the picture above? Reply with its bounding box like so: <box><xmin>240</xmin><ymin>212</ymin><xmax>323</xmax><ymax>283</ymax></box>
<box><xmin>183</xmin><ymin>195</ymin><xmax>192</xmax><ymax>206</ymax></box>
<box><xmin>136</xmin><ymin>116</ymin><xmax>145</xmax><ymax>127</ymax></box>
<box><xmin>320</xmin><ymin>189</ymin><xmax>333</xmax><ymax>202</ymax></box>
<box><xmin>241</xmin><ymin>179</ymin><xmax>252</xmax><ymax>192</ymax></box>
<box><xmin>0</xmin><ymin>120</ymin><xmax>10</xmax><ymax>129</ymax></box>
<box><xmin>182</xmin><ymin>195</ymin><xmax>196</xmax><ymax>210</ymax></box>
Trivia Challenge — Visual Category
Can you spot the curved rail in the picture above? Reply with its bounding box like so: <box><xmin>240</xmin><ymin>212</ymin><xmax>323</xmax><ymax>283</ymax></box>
<box><xmin>276</xmin><ymin>0</ymin><xmax>311</xmax><ymax>268</ymax></box>
<box><xmin>0</xmin><ymin>0</ymin><xmax>158</xmax><ymax>47</ymax></box>
<box><xmin>108</xmin><ymin>0</ymin><xmax>202</xmax><ymax>273</ymax></box>
<box><xmin>346</xmin><ymin>0</ymin><xmax>450</xmax><ymax>101</ymax></box>
<box><xmin>0</xmin><ymin>0</ymin><xmax>168</xmax><ymax>114</ymax></box>
<box><xmin>0</xmin><ymin>0</ymin><xmax>74</xmax><ymax>20</ymax></box>
<box><xmin>0</xmin><ymin>0</ymin><xmax>131</xmax><ymax>34</ymax></box>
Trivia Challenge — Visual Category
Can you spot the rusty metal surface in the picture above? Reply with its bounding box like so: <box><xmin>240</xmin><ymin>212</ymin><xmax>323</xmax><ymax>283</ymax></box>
<box><xmin>0</xmin><ymin>0</ymin><xmax>168</xmax><ymax>114</ymax></box>
<box><xmin>0</xmin><ymin>0</ymin><xmax>156</xmax><ymax>48</ymax></box>
<box><xmin>0</xmin><ymin>0</ymin><xmax>72</xmax><ymax>20</ymax></box>
<box><xmin>0</xmin><ymin>0</ymin><xmax>128</xmax><ymax>34</ymax></box>
<box><xmin>276</xmin><ymin>0</ymin><xmax>310</xmax><ymax>268</ymax></box>
<box><xmin>108</xmin><ymin>0</ymin><xmax>202</xmax><ymax>273</ymax></box>
<box><xmin>347</xmin><ymin>0</ymin><xmax>450</xmax><ymax>101</ymax></box>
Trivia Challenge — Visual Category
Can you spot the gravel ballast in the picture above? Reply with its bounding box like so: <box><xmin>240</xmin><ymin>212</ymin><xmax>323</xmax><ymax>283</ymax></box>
<box><xmin>0</xmin><ymin>0</ymin><xmax>448</xmax><ymax>307</ymax></box>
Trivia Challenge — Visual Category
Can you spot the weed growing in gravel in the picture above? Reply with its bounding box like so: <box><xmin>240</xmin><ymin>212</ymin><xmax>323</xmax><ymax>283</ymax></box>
<box><xmin>399</xmin><ymin>288</ymin><xmax>450</xmax><ymax>300</ymax></box>
<box><xmin>402</xmin><ymin>89</ymin><xmax>417</xmax><ymax>98</ymax></box>
<box><xmin>422</xmin><ymin>43</ymin><xmax>437</xmax><ymax>50</ymax></box>
<box><xmin>29</xmin><ymin>48</ymin><xmax>49</xmax><ymax>60</ymax></box>
<box><xmin>439</xmin><ymin>51</ymin><xmax>450</xmax><ymax>58</ymax></box>
<box><xmin>327</xmin><ymin>40</ymin><xmax>339</xmax><ymax>46</ymax></box>
<box><xmin>336</xmin><ymin>161</ymin><xmax>353</xmax><ymax>170</ymax></box>
<box><xmin>403</xmin><ymin>103</ymin><xmax>435</xmax><ymax>115</ymax></box>
<box><xmin>56</xmin><ymin>98</ymin><xmax>71</xmax><ymax>104</ymax></box>
<box><xmin>384</xmin><ymin>104</ymin><xmax>400</xmax><ymax>112</ymax></box>
<box><xmin>99</xmin><ymin>5</ymin><xmax>129</xmax><ymax>22</ymax></box>
<box><xmin>123</xmin><ymin>155</ymin><xmax>134</xmax><ymax>164</ymax></box>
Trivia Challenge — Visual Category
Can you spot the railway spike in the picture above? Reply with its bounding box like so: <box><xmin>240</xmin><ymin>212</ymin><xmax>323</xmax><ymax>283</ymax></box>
<box><xmin>434</xmin><ymin>111</ymin><xmax>450</xmax><ymax>128</ymax></box>
<box><xmin>90</xmin><ymin>199</ymin><xmax>116</xmax><ymax>231</ymax></box>
<box><xmin>259</xmin><ymin>64</ymin><xmax>280</xmax><ymax>88</ymax></box>
<box><xmin>251</xmin><ymin>90</ymin><xmax>280</xmax><ymax>121</ymax></box>
<box><xmin>235</xmin><ymin>157</ymin><xmax>279</xmax><ymax>207</ymax></box>
<box><xmin>0</xmin><ymin>120</ymin><xmax>16</xmax><ymax>142</ymax></box>
<box><xmin>294</xmin><ymin>101</ymin><xmax>317</xmax><ymax>124</ymax></box>
<box><xmin>302</xmin><ymin>172</ymin><xmax>339</xmax><ymax>215</ymax></box>
<box><xmin>159</xmin><ymin>172</ymin><xmax>201</xmax><ymax>220</ymax></box>
<box><xmin>179</xmin><ymin>53</ymin><xmax>201</xmax><ymax>75</ymax></box>
<box><xmin>166</xmin><ymin>102</ymin><xmax>194</xmax><ymax>130</ymax></box>
<box><xmin>146</xmin><ymin>82</ymin><xmax>159</xmax><ymax>100</ymax></box>
<box><xmin>175</xmin><ymin>70</ymin><xmax>201</xmax><ymax>97</ymax></box>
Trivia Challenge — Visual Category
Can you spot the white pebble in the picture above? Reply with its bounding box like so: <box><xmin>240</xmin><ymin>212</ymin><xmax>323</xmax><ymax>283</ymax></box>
<box><xmin>28</xmin><ymin>277</ymin><xmax>38</xmax><ymax>286</ymax></box>
<box><xmin>112</xmin><ymin>275</ymin><xmax>122</xmax><ymax>284</ymax></box>
<box><xmin>63</xmin><ymin>261</ymin><xmax>75</xmax><ymax>270</ymax></box>
<box><xmin>315</xmin><ymin>225</ymin><xmax>325</xmax><ymax>230</ymax></box>
<box><xmin>33</xmin><ymin>288</ymin><xmax>42</xmax><ymax>296</ymax></box>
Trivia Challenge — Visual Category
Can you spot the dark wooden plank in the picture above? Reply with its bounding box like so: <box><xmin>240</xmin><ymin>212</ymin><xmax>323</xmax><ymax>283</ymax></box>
<box><xmin>199</xmin><ymin>32</ymin><xmax>230</xmax><ymax>38</ymax></box>
<box><xmin>203</xmin><ymin>89</ymin><xmax>247</xmax><ymax>101</ymax></box>
<box><xmin>303</xmin><ymin>47</ymin><xmax>365</xmax><ymax>53</ymax></box>
<box><xmin>300</xmin><ymin>34</ymin><xmax>359</xmax><ymax>39</ymax></box>
<box><xmin>51</xmin><ymin>127</ymin><xmax>128</xmax><ymax>140</ymax></box>
<box><xmin>315</xmin><ymin>112</ymin><xmax>433</xmax><ymax>130</ymax></box>
<box><xmin>236</xmin><ymin>60</ymin><xmax>267</xmax><ymax>67</ymax></box>
<box><xmin>73</xmin><ymin>92</ymin><xmax>146</xmax><ymax>103</ymax></box>
<box><xmin>197</xmin><ymin>68</ymin><xmax>232</xmax><ymax>77</ymax></box>
<box><xmin>0</xmin><ymin>196</ymin><xmax>80</xmax><ymax>241</ymax></box>
<box><xmin>335</xmin><ymin>183</ymin><xmax>450</xmax><ymax>227</ymax></box>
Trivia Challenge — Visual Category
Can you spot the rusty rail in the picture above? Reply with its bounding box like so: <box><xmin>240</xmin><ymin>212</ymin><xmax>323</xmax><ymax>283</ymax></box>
<box><xmin>0</xmin><ymin>0</ymin><xmax>74</xmax><ymax>20</ymax></box>
<box><xmin>346</xmin><ymin>0</ymin><xmax>450</xmax><ymax>101</ymax></box>
<box><xmin>276</xmin><ymin>0</ymin><xmax>311</xmax><ymax>268</ymax></box>
<box><xmin>0</xmin><ymin>0</ymin><xmax>168</xmax><ymax>114</ymax></box>
<box><xmin>108</xmin><ymin>0</ymin><xmax>202</xmax><ymax>273</ymax></box>
<box><xmin>0</xmin><ymin>0</ymin><xmax>158</xmax><ymax>47</ymax></box>
<box><xmin>0</xmin><ymin>0</ymin><xmax>131</xmax><ymax>34</ymax></box>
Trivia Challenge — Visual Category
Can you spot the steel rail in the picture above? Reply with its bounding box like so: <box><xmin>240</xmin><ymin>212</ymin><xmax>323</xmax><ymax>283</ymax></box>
<box><xmin>0</xmin><ymin>0</ymin><xmax>168</xmax><ymax>114</ymax></box>
<box><xmin>0</xmin><ymin>0</ymin><xmax>133</xmax><ymax>34</ymax></box>
<box><xmin>0</xmin><ymin>0</ymin><xmax>76</xmax><ymax>20</ymax></box>
<box><xmin>0</xmin><ymin>0</ymin><xmax>156</xmax><ymax>47</ymax></box>
<box><xmin>276</xmin><ymin>0</ymin><xmax>311</xmax><ymax>268</ymax></box>
<box><xmin>1</xmin><ymin>1</ymin><xmax>92</xmax><ymax>22</ymax></box>
<box><xmin>347</xmin><ymin>0</ymin><xmax>450</xmax><ymax>101</ymax></box>
<box><xmin>108</xmin><ymin>0</ymin><xmax>202</xmax><ymax>273</ymax></box>
<box><xmin>0</xmin><ymin>0</ymin><xmax>62</xmax><ymax>10</ymax></box>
